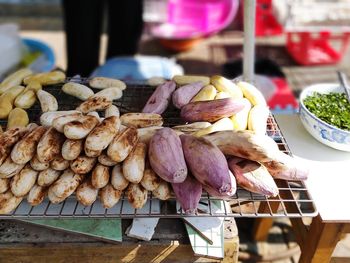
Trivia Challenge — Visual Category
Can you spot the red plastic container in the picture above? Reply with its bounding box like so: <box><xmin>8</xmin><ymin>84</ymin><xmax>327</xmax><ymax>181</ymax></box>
<box><xmin>255</xmin><ymin>0</ymin><xmax>283</xmax><ymax>36</ymax></box>
<box><xmin>268</xmin><ymin>77</ymin><xmax>298</xmax><ymax>112</ymax></box>
<box><xmin>286</xmin><ymin>31</ymin><xmax>350</xmax><ymax>65</ymax></box>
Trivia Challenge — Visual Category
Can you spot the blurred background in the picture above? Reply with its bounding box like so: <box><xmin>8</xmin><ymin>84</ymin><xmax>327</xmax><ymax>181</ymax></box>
<box><xmin>1</xmin><ymin>0</ymin><xmax>350</xmax><ymax>114</ymax></box>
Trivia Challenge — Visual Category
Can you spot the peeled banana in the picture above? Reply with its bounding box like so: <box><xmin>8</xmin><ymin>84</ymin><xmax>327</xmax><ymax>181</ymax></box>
<box><xmin>248</xmin><ymin>104</ymin><xmax>270</xmax><ymax>135</ymax></box>
<box><xmin>231</xmin><ymin>98</ymin><xmax>252</xmax><ymax>131</ymax></box>
<box><xmin>191</xmin><ymin>85</ymin><xmax>217</xmax><ymax>102</ymax></box>
<box><xmin>215</xmin><ymin>91</ymin><xmax>231</xmax><ymax>99</ymax></box>
<box><xmin>0</xmin><ymin>86</ymin><xmax>25</xmax><ymax>119</ymax></box>
<box><xmin>193</xmin><ymin>117</ymin><xmax>233</xmax><ymax>137</ymax></box>
<box><xmin>173</xmin><ymin>122</ymin><xmax>211</xmax><ymax>133</ymax></box>
<box><xmin>172</xmin><ymin>75</ymin><xmax>210</xmax><ymax>86</ymax></box>
<box><xmin>0</xmin><ymin>68</ymin><xmax>32</xmax><ymax>95</ymax></box>
<box><xmin>37</xmin><ymin>90</ymin><xmax>58</xmax><ymax>112</ymax></box>
<box><xmin>62</xmin><ymin>82</ymin><xmax>94</xmax><ymax>101</ymax></box>
<box><xmin>23</xmin><ymin>71</ymin><xmax>65</xmax><ymax>85</ymax></box>
<box><xmin>14</xmin><ymin>90</ymin><xmax>36</xmax><ymax>109</ymax></box>
<box><xmin>7</xmin><ymin>108</ymin><xmax>29</xmax><ymax>129</ymax></box>
<box><xmin>237</xmin><ymin>81</ymin><xmax>267</xmax><ymax>106</ymax></box>
<box><xmin>211</xmin><ymin>75</ymin><xmax>243</xmax><ymax>100</ymax></box>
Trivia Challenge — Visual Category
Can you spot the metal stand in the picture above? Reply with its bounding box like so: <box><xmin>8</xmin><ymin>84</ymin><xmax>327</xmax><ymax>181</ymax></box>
<box><xmin>243</xmin><ymin>0</ymin><xmax>256</xmax><ymax>83</ymax></box>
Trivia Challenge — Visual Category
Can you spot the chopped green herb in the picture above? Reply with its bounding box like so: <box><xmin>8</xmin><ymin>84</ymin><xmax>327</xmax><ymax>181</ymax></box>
<box><xmin>303</xmin><ymin>92</ymin><xmax>350</xmax><ymax>131</ymax></box>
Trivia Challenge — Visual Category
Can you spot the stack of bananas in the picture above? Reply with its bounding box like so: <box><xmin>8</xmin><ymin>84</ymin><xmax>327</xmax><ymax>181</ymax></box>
<box><xmin>0</xmin><ymin>69</ymin><xmax>65</xmax><ymax>129</ymax></box>
<box><xmin>171</xmin><ymin>75</ymin><xmax>269</xmax><ymax>137</ymax></box>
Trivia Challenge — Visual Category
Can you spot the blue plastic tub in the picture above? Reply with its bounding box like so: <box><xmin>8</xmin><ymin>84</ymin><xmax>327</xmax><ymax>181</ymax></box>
<box><xmin>22</xmin><ymin>37</ymin><xmax>55</xmax><ymax>72</ymax></box>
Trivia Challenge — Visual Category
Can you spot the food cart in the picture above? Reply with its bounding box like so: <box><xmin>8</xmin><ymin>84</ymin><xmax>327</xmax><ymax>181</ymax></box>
<box><xmin>2</xmin><ymin>1</ymin><xmax>350</xmax><ymax>262</ymax></box>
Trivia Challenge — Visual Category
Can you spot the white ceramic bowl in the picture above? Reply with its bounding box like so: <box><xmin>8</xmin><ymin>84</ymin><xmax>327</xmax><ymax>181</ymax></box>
<box><xmin>299</xmin><ymin>83</ymin><xmax>350</xmax><ymax>152</ymax></box>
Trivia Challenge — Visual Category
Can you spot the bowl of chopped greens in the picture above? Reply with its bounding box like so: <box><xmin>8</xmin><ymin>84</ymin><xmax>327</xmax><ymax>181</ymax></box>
<box><xmin>299</xmin><ymin>83</ymin><xmax>350</xmax><ymax>152</ymax></box>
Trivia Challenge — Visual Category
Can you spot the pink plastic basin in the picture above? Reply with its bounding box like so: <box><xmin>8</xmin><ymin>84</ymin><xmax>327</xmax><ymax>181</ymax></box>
<box><xmin>152</xmin><ymin>0</ymin><xmax>239</xmax><ymax>39</ymax></box>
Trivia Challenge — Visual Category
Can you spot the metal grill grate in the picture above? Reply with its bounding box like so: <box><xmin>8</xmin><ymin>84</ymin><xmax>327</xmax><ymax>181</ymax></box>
<box><xmin>0</xmin><ymin>79</ymin><xmax>317</xmax><ymax>218</ymax></box>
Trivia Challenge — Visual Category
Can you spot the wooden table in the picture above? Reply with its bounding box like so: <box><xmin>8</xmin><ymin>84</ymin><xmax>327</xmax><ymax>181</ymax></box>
<box><xmin>254</xmin><ymin>115</ymin><xmax>350</xmax><ymax>263</ymax></box>
<box><xmin>0</xmin><ymin>218</ymin><xmax>239</xmax><ymax>263</ymax></box>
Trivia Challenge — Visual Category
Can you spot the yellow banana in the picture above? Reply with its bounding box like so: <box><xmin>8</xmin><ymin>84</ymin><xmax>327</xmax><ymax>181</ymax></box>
<box><xmin>191</xmin><ymin>85</ymin><xmax>217</xmax><ymax>102</ymax></box>
<box><xmin>14</xmin><ymin>82</ymin><xmax>42</xmax><ymax>109</ymax></box>
<box><xmin>24</xmin><ymin>81</ymin><xmax>42</xmax><ymax>92</ymax></box>
<box><xmin>237</xmin><ymin>81</ymin><xmax>267</xmax><ymax>106</ymax></box>
<box><xmin>210</xmin><ymin>75</ymin><xmax>243</xmax><ymax>99</ymax></box>
<box><xmin>7</xmin><ymin>108</ymin><xmax>29</xmax><ymax>129</ymax></box>
<box><xmin>248</xmin><ymin>104</ymin><xmax>270</xmax><ymax>135</ymax></box>
<box><xmin>0</xmin><ymin>68</ymin><xmax>32</xmax><ymax>95</ymax></box>
<box><xmin>230</xmin><ymin>98</ymin><xmax>252</xmax><ymax>131</ymax></box>
<box><xmin>23</xmin><ymin>70</ymin><xmax>66</xmax><ymax>85</ymax></box>
<box><xmin>0</xmin><ymin>86</ymin><xmax>25</xmax><ymax>119</ymax></box>
<box><xmin>215</xmin><ymin>91</ymin><xmax>231</xmax><ymax>99</ymax></box>
<box><xmin>193</xmin><ymin>117</ymin><xmax>233</xmax><ymax>137</ymax></box>
<box><xmin>173</xmin><ymin>122</ymin><xmax>211</xmax><ymax>133</ymax></box>
<box><xmin>14</xmin><ymin>90</ymin><xmax>36</xmax><ymax>109</ymax></box>
<box><xmin>172</xmin><ymin>75</ymin><xmax>210</xmax><ymax>86</ymax></box>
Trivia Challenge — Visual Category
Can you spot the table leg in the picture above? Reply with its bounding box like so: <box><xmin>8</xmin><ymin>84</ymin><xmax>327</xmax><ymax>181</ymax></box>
<box><xmin>299</xmin><ymin>215</ymin><xmax>344</xmax><ymax>263</ymax></box>
<box><xmin>252</xmin><ymin>199</ymin><xmax>280</xmax><ymax>241</ymax></box>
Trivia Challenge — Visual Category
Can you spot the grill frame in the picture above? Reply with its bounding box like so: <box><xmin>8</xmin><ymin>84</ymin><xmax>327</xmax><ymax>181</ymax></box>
<box><xmin>0</xmin><ymin>79</ymin><xmax>317</xmax><ymax>219</ymax></box>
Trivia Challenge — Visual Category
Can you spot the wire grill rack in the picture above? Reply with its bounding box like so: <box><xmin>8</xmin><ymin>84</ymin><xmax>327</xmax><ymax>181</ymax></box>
<box><xmin>0</xmin><ymin>79</ymin><xmax>317</xmax><ymax>218</ymax></box>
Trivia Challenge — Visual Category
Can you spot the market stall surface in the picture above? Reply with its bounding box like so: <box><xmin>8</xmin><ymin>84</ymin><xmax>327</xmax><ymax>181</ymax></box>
<box><xmin>1</xmin><ymin>6</ymin><xmax>350</xmax><ymax>261</ymax></box>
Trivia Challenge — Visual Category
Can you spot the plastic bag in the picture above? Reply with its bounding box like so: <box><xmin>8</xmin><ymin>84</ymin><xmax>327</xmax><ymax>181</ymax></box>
<box><xmin>91</xmin><ymin>56</ymin><xmax>183</xmax><ymax>80</ymax></box>
<box><xmin>0</xmin><ymin>24</ymin><xmax>22</xmax><ymax>79</ymax></box>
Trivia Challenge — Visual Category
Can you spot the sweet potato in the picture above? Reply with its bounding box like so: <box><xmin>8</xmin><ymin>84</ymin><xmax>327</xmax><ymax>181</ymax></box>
<box><xmin>142</xmin><ymin>81</ymin><xmax>176</xmax><ymax>114</ymax></box>
<box><xmin>180</xmin><ymin>134</ymin><xmax>233</xmax><ymax>194</ymax></box>
<box><xmin>203</xmin><ymin>171</ymin><xmax>236</xmax><ymax>199</ymax></box>
<box><xmin>172</xmin><ymin>81</ymin><xmax>204</xmax><ymax>109</ymax></box>
<box><xmin>171</xmin><ymin>174</ymin><xmax>202</xmax><ymax>214</ymax></box>
<box><xmin>181</xmin><ymin>98</ymin><xmax>245</xmax><ymax>123</ymax></box>
<box><xmin>204</xmin><ymin>130</ymin><xmax>280</xmax><ymax>162</ymax></box>
<box><xmin>228</xmin><ymin>157</ymin><xmax>278</xmax><ymax>197</ymax></box>
<box><xmin>148</xmin><ymin>128</ymin><xmax>187</xmax><ymax>183</ymax></box>
<box><xmin>263</xmin><ymin>152</ymin><xmax>309</xmax><ymax>181</ymax></box>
